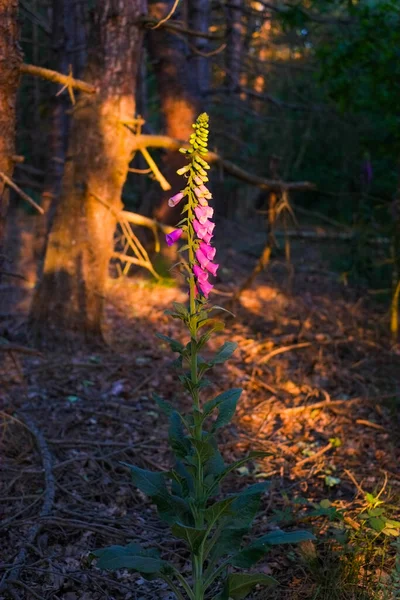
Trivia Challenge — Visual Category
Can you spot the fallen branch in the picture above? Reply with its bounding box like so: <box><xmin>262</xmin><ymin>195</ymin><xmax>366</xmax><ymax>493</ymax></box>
<box><xmin>20</xmin><ymin>63</ymin><xmax>96</xmax><ymax>95</ymax></box>
<box><xmin>0</xmin><ymin>414</ymin><xmax>55</xmax><ymax>592</ymax></box>
<box><xmin>0</xmin><ymin>171</ymin><xmax>44</xmax><ymax>214</ymax></box>
<box><xmin>130</xmin><ymin>134</ymin><xmax>315</xmax><ymax>192</ymax></box>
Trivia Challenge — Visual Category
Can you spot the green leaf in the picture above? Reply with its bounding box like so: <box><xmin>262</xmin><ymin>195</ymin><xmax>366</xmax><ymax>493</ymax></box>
<box><xmin>369</xmin><ymin>516</ymin><xmax>386</xmax><ymax>532</ymax></box>
<box><xmin>156</xmin><ymin>333</ymin><xmax>184</xmax><ymax>353</ymax></box>
<box><xmin>209</xmin><ymin>528</ymin><xmax>248</xmax><ymax>562</ymax></box>
<box><xmin>203</xmin><ymin>388</ymin><xmax>242</xmax><ymax>431</ymax></box>
<box><xmin>122</xmin><ymin>463</ymin><xmax>168</xmax><ymax>498</ymax></box>
<box><xmin>170</xmin><ymin>461</ymin><xmax>194</xmax><ymax>497</ymax></box>
<box><xmin>210</xmin><ymin>305</ymin><xmax>236</xmax><ymax>317</ymax></box>
<box><xmin>169</xmin><ymin>411</ymin><xmax>191</xmax><ymax>458</ymax></box>
<box><xmin>209</xmin><ymin>451</ymin><xmax>269</xmax><ymax>494</ymax></box>
<box><xmin>172</xmin><ymin>302</ymin><xmax>188</xmax><ymax>316</ymax></box>
<box><xmin>204</xmin><ymin>497</ymin><xmax>235</xmax><ymax>526</ymax></box>
<box><xmin>153</xmin><ymin>393</ymin><xmax>174</xmax><ymax>417</ymax></box>
<box><xmin>204</xmin><ymin>388</ymin><xmax>242</xmax><ymax>416</ymax></box>
<box><xmin>219</xmin><ymin>573</ymin><xmax>277</xmax><ymax>599</ymax></box>
<box><xmin>211</xmin><ymin>341</ymin><xmax>238</xmax><ymax>365</ymax></box>
<box><xmin>171</xmin><ymin>523</ymin><xmax>207</xmax><ymax>554</ymax></box>
<box><xmin>197</xmin><ymin>321</ymin><xmax>225</xmax><ymax>351</ymax></box>
<box><xmin>225</xmin><ymin>482</ymin><xmax>270</xmax><ymax>530</ymax></box>
<box><xmin>152</xmin><ymin>493</ymin><xmax>192</xmax><ymax>526</ymax></box>
<box><xmin>92</xmin><ymin>542</ymin><xmax>164</xmax><ymax>574</ymax></box>
<box><xmin>251</xmin><ymin>529</ymin><xmax>316</xmax><ymax>548</ymax></box>
<box><xmin>191</xmin><ymin>438</ymin><xmax>216</xmax><ymax>464</ymax></box>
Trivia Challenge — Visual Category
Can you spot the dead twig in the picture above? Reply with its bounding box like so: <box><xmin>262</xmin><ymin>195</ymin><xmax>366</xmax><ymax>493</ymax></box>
<box><xmin>0</xmin><ymin>171</ymin><xmax>44</xmax><ymax>214</ymax></box>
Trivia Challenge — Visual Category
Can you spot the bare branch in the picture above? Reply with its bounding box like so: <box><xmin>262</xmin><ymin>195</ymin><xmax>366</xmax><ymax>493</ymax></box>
<box><xmin>130</xmin><ymin>135</ymin><xmax>315</xmax><ymax>191</ymax></box>
<box><xmin>140</xmin><ymin>16</ymin><xmax>224</xmax><ymax>40</ymax></box>
<box><xmin>150</xmin><ymin>0</ymin><xmax>180</xmax><ymax>29</ymax></box>
<box><xmin>20</xmin><ymin>63</ymin><xmax>96</xmax><ymax>95</ymax></box>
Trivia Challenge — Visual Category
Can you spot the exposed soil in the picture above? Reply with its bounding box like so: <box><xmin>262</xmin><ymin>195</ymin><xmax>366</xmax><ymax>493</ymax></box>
<box><xmin>1</xmin><ymin>217</ymin><xmax>400</xmax><ymax>600</ymax></box>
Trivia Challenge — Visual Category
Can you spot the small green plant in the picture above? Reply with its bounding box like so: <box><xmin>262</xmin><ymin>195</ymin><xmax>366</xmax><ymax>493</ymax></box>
<box><xmin>91</xmin><ymin>113</ymin><xmax>314</xmax><ymax>599</ymax></box>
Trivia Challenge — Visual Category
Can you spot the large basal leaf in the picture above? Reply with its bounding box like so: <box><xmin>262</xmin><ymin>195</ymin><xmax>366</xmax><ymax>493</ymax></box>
<box><xmin>219</xmin><ymin>573</ymin><xmax>277</xmax><ymax>600</ymax></box>
<box><xmin>211</xmin><ymin>341</ymin><xmax>238</xmax><ymax>365</ymax></box>
<box><xmin>122</xmin><ymin>463</ymin><xmax>168</xmax><ymax>498</ymax></box>
<box><xmin>92</xmin><ymin>542</ymin><xmax>164</xmax><ymax>574</ymax></box>
<box><xmin>171</xmin><ymin>523</ymin><xmax>207</xmax><ymax>554</ymax></box>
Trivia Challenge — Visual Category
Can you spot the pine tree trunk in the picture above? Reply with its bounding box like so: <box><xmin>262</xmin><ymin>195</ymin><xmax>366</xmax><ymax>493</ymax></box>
<box><xmin>225</xmin><ymin>0</ymin><xmax>243</xmax><ymax>93</ymax></box>
<box><xmin>29</xmin><ymin>0</ymin><xmax>146</xmax><ymax>346</ymax></box>
<box><xmin>187</xmin><ymin>0</ymin><xmax>209</xmax><ymax>99</ymax></box>
<box><xmin>144</xmin><ymin>0</ymin><xmax>201</xmax><ymax>223</ymax></box>
<box><xmin>35</xmin><ymin>0</ymin><xmax>87</xmax><ymax>266</ymax></box>
<box><xmin>0</xmin><ymin>0</ymin><xmax>22</xmax><ymax>280</ymax></box>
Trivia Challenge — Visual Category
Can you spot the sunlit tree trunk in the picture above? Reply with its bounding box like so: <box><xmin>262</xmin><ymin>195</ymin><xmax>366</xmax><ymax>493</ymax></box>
<box><xmin>29</xmin><ymin>0</ymin><xmax>146</xmax><ymax>346</ymax></box>
<box><xmin>145</xmin><ymin>0</ymin><xmax>201</xmax><ymax>223</ymax></box>
<box><xmin>0</xmin><ymin>0</ymin><xmax>22</xmax><ymax>281</ymax></box>
<box><xmin>35</xmin><ymin>0</ymin><xmax>87</xmax><ymax>264</ymax></box>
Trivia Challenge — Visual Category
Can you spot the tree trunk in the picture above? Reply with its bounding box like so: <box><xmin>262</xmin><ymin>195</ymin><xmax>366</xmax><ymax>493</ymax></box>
<box><xmin>0</xmin><ymin>0</ymin><xmax>22</xmax><ymax>280</ymax></box>
<box><xmin>144</xmin><ymin>0</ymin><xmax>201</xmax><ymax>224</ymax></box>
<box><xmin>29</xmin><ymin>0</ymin><xmax>146</xmax><ymax>346</ymax></box>
<box><xmin>187</xmin><ymin>0</ymin><xmax>209</xmax><ymax>99</ymax></box>
<box><xmin>225</xmin><ymin>0</ymin><xmax>243</xmax><ymax>93</ymax></box>
<box><xmin>34</xmin><ymin>0</ymin><xmax>87</xmax><ymax>266</ymax></box>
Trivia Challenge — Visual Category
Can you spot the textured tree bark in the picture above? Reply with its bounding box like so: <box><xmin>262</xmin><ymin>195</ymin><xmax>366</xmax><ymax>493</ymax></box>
<box><xmin>34</xmin><ymin>0</ymin><xmax>87</xmax><ymax>265</ymax></box>
<box><xmin>0</xmin><ymin>0</ymin><xmax>22</xmax><ymax>280</ymax></box>
<box><xmin>187</xmin><ymin>0</ymin><xmax>209</xmax><ymax>99</ymax></box>
<box><xmin>144</xmin><ymin>0</ymin><xmax>201</xmax><ymax>224</ymax></box>
<box><xmin>30</xmin><ymin>0</ymin><xmax>146</xmax><ymax>346</ymax></box>
<box><xmin>225</xmin><ymin>0</ymin><xmax>243</xmax><ymax>93</ymax></box>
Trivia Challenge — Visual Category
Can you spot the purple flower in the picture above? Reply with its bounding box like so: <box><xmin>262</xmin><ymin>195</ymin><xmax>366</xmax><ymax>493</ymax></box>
<box><xmin>193</xmin><ymin>264</ymin><xmax>209</xmax><ymax>282</ymax></box>
<box><xmin>198</xmin><ymin>279</ymin><xmax>213</xmax><ymax>297</ymax></box>
<box><xmin>196</xmin><ymin>248</ymin><xmax>219</xmax><ymax>277</ymax></box>
<box><xmin>199</xmin><ymin>242</ymin><xmax>216</xmax><ymax>260</ymax></box>
<box><xmin>206</xmin><ymin>261</ymin><xmax>219</xmax><ymax>277</ymax></box>
<box><xmin>166</xmin><ymin>228</ymin><xmax>183</xmax><ymax>246</ymax></box>
<box><xmin>195</xmin><ymin>205</ymin><xmax>214</xmax><ymax>225</ymax></box>
<box><xmin>168</xmin><ymin>192</ymin><xmax>184</xmax><ymax>207</ymax></box>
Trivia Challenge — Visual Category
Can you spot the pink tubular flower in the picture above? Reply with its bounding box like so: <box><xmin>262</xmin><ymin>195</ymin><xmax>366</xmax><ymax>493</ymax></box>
<box><xmin>199</xmin><ymin>242</ymin><xmax>216</xmax><ymax>260</ymax></box>
<box><xmin>165</xmin><ymin>228</ymin><xmax>183</xmax><ymax>246</ymax></box>
<box><xmin>198</xmin><ymin>279</ymin><xmax>213</xmax><ymax>298</ymax></box>
<box><xmin>196</xmin><ymin>248</ymin><xmax>219</xmax><ymax>277</ymax></box>
<box><xmin>202</xmin><ymin>231</ymin><xmax>213</xmax><ymax>244</ymax></box>
<box><xmin>193</xmin><ymin>264</ymin><xmax>209</xmax><ymax>283</ymax></box>
<box><xmin>195</xmin><ymin>205</ymin><xmax>214</xmax><ymax>225</ymax></box>
<box><xmin>168</xmin><ymin>192</ymin><xmax>184</xmax><ymax>207</ymax></box>
<box><xmin>194</xmin><ymin>175</ymin><xmax>203</xmax><ymax>186</ymax></box>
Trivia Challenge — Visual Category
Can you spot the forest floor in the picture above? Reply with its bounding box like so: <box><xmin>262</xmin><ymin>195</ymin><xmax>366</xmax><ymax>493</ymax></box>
<box><xmin>1</xmin><ymin>217</ymin><xmax>400</xmax><ymax>600</ymax></box>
